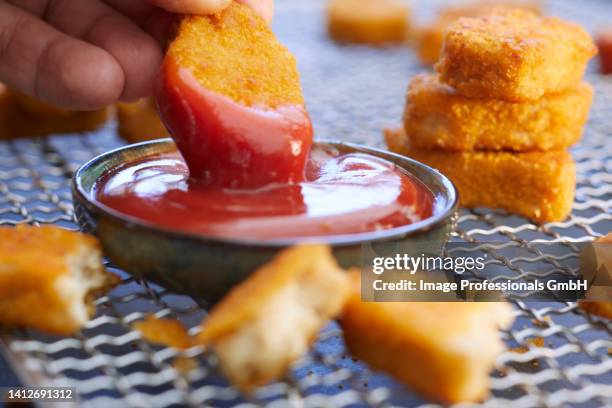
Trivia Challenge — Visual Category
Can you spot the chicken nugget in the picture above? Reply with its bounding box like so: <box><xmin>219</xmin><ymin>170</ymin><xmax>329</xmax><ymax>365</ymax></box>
<box><xmin>0</xmin><ymin>86</ymin><xmax>108</xmax><ymax>139</ymax></box>
<box><xmin>404</xmin><ymin>74</ymin><xmax>592</xmax><ymax>151</ymax></box>
<box><xmin>198</xmin><ymin>245</ymin><xmax>349</xmax><ymax>391</ymax></box>
<box><xmin>416</xmin><ymin>0</ymin><xmax>542</xmax><ymax>66</ymax></box>
<box><xmin>579</xmin><ymin>233</ymin><xmax>612</xmax><ymax>318</ymax></box>
<box><xmin>579</xmin><ymin>290</ymin><xmax>612</xmax><ymax>319</ymax></box>
<box><xmin>327</xmin><ymin>0</ymin><xmax>409</xmax><ymax>45</ymax></box>
<box><xmin>117</xmin><ymin>98</ymin><xmax>168</xmax><ymax>144</ymax></box>
<box><xmin>341</xmin><ymin>272</ymin><xmax>514</xmax><ymax>404</ymax></box>
<box><xmin>436</xmin><ymin>10</ymin><xmax>597</xmax><ymax>102</ymax></box>
<box><xmin>156</xmin><ymin>2</ymin><xmax>312</xmax><ymax>188</ymax></box>
<box><xmin>385</xmin><ymin>128</ymin><xmax>576</xmax><ymax>223</ymax></box>
<box><xmin>0</xmin><ymin>225</ymin><xmax>119</xmax><ymax>335</ymax></box>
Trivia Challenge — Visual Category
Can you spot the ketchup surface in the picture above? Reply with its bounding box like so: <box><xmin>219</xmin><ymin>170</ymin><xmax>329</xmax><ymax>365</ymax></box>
<box><xmin>96</xmin><ymin>146</ymin><xmax>434</xmax><ymax>240</ymax></box>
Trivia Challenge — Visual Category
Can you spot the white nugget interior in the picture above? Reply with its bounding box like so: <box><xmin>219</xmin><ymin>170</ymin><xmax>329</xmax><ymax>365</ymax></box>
<box><xmin>54</xmin><ymin>244</ymin><xmax>107</xmax><ymax>329</ymax></box>
<box><xmin>214</xmin><ymin>276</ymin><xmax>339</xmax><ymax>387</ymax></box>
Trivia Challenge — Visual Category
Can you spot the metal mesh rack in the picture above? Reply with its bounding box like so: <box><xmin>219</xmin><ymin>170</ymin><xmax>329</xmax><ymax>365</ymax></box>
<box><xmin>1</xmin><ymin>0</ymin><xmax>611</xmax><ymax>406</ymax></box>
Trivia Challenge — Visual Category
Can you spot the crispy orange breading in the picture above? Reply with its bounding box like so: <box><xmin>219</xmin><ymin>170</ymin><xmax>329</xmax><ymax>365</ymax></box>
<box><xmin>166</xmin><ymin>3</ymin><xmax>304</xmax><ymax>108</ymax></box>
<box><xmin>341</xmin><ymin>272</ymin><xmax>514</xmax><ymax>404</ymax></box>
<box><xmin>404</xmin><ymin>74</ymin><xmax>593</xmax><ymax>151</ymax></box>
<box><xmin>117</xmin><ymin>98</ymin><xmax>168</xmax><ymax>143</ymax></box>
<box><xmin>327</xmin><ymin>0</ymin><xmax>409</xmax><ymax>45</ymax></box>
<box><xmin>198</xmin><ymin>245</ymin><xmax>349</xmax><ymax>391</ymax></box>
<box><xmin>578</xmin><ymin>233</ymin><xmax>612</xmax><ymax>319</ymax></box>
<box><xmin>0</xmin><ymin>225</ymin><xmax>119</xmax><ymax>335</ymax></box>
<box><xmin>385</xmin><ymin>128</ymin><xmax>576</xmax><ymax>223</ymax></box>
<box><xmin>416</xmin><ymin>0</ymin><xmax>542</xmax><ymax>66</ymax></box>
<box><xmin>0</xmin><ymin>86</ymin><xmax>108</xmax><ymax>139</ymax></box>
<box><xmin>133</xmin><ymin>315</ymin><xmax>194</xmax><ymax>349</ymax></box>
<box><xmin>436</xmin><ymin>10</ymin><xmax>597</xmax><ymax>102</ymax></box>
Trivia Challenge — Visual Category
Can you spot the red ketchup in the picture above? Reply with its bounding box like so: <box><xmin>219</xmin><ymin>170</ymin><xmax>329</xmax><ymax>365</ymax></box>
<box><xmin>96</xmin><ymin>146</ymin><xmax>434</xmax><ymax>240</ymax></box>
<box><xmin>597</xmin><ymin>30</ymin><xmax>612</xmax><ymax>75</ymax></box>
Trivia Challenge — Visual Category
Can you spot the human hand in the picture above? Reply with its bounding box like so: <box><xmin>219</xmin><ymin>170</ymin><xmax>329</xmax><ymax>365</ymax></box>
<box><xmin>0</xmin><ymin>0</ymin><xmax>273</xmax><ymax>110</ymax></box>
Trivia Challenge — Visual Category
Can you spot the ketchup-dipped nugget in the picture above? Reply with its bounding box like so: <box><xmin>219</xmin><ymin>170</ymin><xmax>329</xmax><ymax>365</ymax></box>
<box><xmin>436</xmin><ymin>10</ymin><xmax>597</xmax><ymax>102</ymax></box>
<box><xmin>327</xmin><ymin>0</ymin><xmax>409</xmax><ymax>45</ymax></box>
<box><xmin>405</xmin><ymin>74</ymin><xmax>593</xmax><ymax>151</ymax></box>
<box><xmin>156</xmin><ymin>3</ymin><xmax>312</xmax><ymax>189</ymax></box>
<box><xmin>0</xmin><ymin>86</ymin><xmax>108</xmax><ymax>139</ymax></box>
<box><xmin>198</xmin><ymin>245</ymin><xmax>349</xmax><ymax>391</ymax></box>
<box><xmin>385</xmin><ymin>129</ymin><xmax>576</xmax><ymax>223</ymax></box>
<box><xmin>341</xmin><ymin>272</ymin><xmax>514</xmax><ymax>404</ymax></box>
<box><xmin>117</xmin><ymin>98</ymin><xmax>168</xmax><ymax>143</ymax></box>
<box><xmin>0</xmin><ymin>225</ymin><xmax>119</xmax><ymax>335</ymax></box>
<box><xmin>596</xmin><ymin>29</ymin><xmax>612</xmax><ymax>74</ymax></box>
<box><xmin>416</xmin><ymin>0</ymin><xmax>542</xmax><ymax>66</ymax></box>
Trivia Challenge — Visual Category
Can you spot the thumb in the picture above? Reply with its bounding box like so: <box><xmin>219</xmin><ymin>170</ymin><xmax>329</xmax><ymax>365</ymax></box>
<box><xmin>147</xmin><ymin>0</ymin><xmax>232</xmax><ymax>15</ymax></box>
<box><xmin>148</xmin><ymin>0</ymin><xmax>273</xmax><ymax>22</ymax></box>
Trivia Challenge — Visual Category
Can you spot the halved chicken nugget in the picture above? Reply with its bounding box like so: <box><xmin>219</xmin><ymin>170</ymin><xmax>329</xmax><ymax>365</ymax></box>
<box><xmin>341</xmin><ymin>272</ymin><xmax>514</xmax><ymax>404</ymax></box>
<box><xmin>117</xmin><ymin>98</ymin><xmax>168</xmax><ymax>144</ymax></box>
<box><xmin>198</xmin><ymin>245</ymin><xmax>349</xmax><ymax>391</ymax></box>
<box><xmin>327</xmin><ymin>0</ymin><xmax>409</xmax><ymax>45</ymax></box>
<box><xmin>436</xmin><ymin>10</ymin><xmax>596</xmax><ymax>102</ymax></box>
<box><xmin>404</xmin><ymin>74</ymin><xmax>592</xmax><ymax>151</ymax></box>
<box><xmin>0</xmin><ymin>225</ymin><xmax>119</xmax><ymax>335</ymax></box>
<box><xmin>385</xmin><ymin>128</ymin><xmax>576</xmax><ymax>223</ymax></box>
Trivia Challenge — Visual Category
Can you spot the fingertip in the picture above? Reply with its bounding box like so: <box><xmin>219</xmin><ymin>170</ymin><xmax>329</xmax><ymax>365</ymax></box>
<box><xmin>37</xmin><ymin>38</ymin><xmax>125</xmax><ymax>109</ymax></box>
<box><xmin>116</xmin><ymin>34</ymin><xmax>164</xmax><ymax>101</ymax></box>
<box><xmin>83</xmin><ymin>14</ymin><xmax>164</xmax><ymax>103</ymax></box>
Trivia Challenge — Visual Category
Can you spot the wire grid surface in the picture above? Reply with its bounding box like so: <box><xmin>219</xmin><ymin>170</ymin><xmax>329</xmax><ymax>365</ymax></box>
<box><xmin>0</xmin><ymin>0</ymin><xmax>611</xmax><ymax>407</ymax></box>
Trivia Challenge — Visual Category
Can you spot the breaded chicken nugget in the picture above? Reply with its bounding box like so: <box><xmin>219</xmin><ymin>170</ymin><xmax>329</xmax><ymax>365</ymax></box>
<box><xmin>436</xmin><ymin>10</ymin><xmax>597</xmax><ymax>102</ymax></box>
<box><xmin>198</xmin><ymin>245</ymin><xmax>349</xmax><ymax>391</ymax></box>
<box><xmin>580</xmin><ymin>298</ymin><xmax>612</xmax><ymax>318</ymax></box>
<box><xmin>341</xmin><ymin>272</ymin><xmax>514</xmax><ymax>403</ymax></box>
<box><xmin>579</xmin><ymin>233</ymin><xmax>612</xmax><ymax>318</ymax></box>
<box><xmin>0</xmin><ymin>225</ymin><xmax>119</xmax><ymax>335</ymax></box>
<box><xmin>0</xmin><ymin>86</ymin><xmax>108</xmax><ymax>139</ymax></box>
<box><xmin>416</xmin><ymin>0</ymin><xmax>542</xmax><ymax>66</ymax></box>
<box><xmin>164</xmin><ymin>4</ymin><xmax>304</xmax><ymax>108</ymax></box>
<box><xmin>385</xmin><ymin>128</ymin><xmax>576</xmax><ymax>223</ymax></box>
<box><xmin>404</xmin><ymin>74</ymin><xmax>593</xmax><ymax>151</ymax></box>
<box><xmin>327</xmin><ymin>0</ymin><xmax>409</xmax><ymax>45</ymax></box>
<box><xmin>117</xmin><ymin>98</ymin><xmax>168</xmax><ymax>144</ymax></box>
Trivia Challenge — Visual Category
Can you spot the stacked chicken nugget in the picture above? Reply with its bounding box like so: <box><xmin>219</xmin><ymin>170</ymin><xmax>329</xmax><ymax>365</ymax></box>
<box><xmin>415</xmin><ymin>0</ymin><xmax>542</xmax><ymax>66</ymax></box>
<box><xmin>387</xmin><ymin>9</ymin><xmax>597</xmax><ymax>224</ymax></box>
